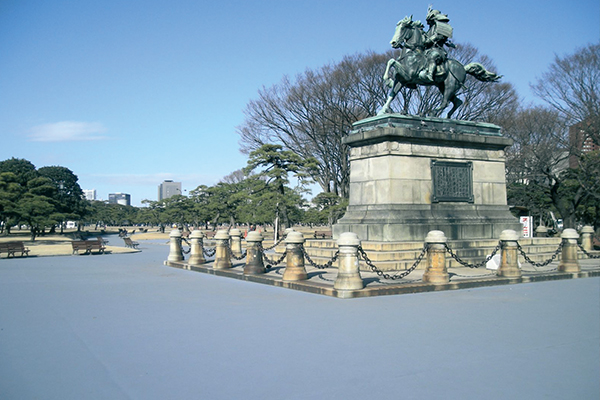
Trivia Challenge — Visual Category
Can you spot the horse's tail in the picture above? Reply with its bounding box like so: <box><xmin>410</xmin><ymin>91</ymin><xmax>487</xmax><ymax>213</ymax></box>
<box><xmin>464</xmin><ymin>62</ymin><xmax>502</xmax><ymax>82</ymax></box>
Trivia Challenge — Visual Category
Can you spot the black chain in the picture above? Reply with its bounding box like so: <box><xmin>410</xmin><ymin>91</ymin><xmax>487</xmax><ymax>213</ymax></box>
<box><xmin>445</xmin><ymin>242</ymin><xmax>500</xmax><ymax>269</ymax></box>
<box><xmin>578</xmin><ymin>243</ymin><xmax>600</xmax><ymax>259</ymax></box>
<box><xmin>300</xmin><ymin>244</ymin><xmax>339</xmax><ymax>269</ymax></box>
<box><xmin>517</xmin><ymin>241</ymin><xmax>563</xmax><ymax>268</ymax></box>
<box><xmin>181</xmin><ymin>238</ymin><xmax>191</xmax><ymax>254</ymax></box>
<box><xmin>198</xmin><ymin>239</ymin><xmax>216</xmax><ymax>257</ymax></box>
<box><xmin>358</xmin><ymin>244</ymin><xmax>427</xmax><ymax>280</ymax></box>
<box><xmin>203</xmin><ymin>248</ymin><xmax>216</xmax><ymax>257</ymax></box>
<box><xmin>262</xmin><ymin>236</ymin><xmax>285</xmax><ymax>251</ymax></box>
<box><xmin>224</xmin><ymin>240</ymin><xmax>247</xmax><ymax>260</ymax></box>
<box><xmin>202</xmin><ymin>240</ymin><xmax>216</xmax><ymax>258</ymax></box>
<box><xmin>259</xmin><ymin>244</ymin><xmax>287</xmax><ymax>269</ymax></box>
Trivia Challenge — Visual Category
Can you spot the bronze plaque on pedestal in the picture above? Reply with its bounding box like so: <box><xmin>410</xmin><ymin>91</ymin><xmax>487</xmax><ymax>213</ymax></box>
<box><xmin>431</xmin><ymin>160</ymin><xmax>473</xmax><ymax>203</ymax></box>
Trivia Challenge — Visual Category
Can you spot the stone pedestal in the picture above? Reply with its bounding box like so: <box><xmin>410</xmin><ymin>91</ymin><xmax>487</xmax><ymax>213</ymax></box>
<box><xmin>188</xmin><ymin>230</ymin><xmax>206</xmax><ymax>265</ymax></box>
<box><xmin>497</xmin><ymin>230</ymin><xmax>521</xmax><ymax>278</ymax></box>
<box><xmin>244</xmin><ymin>231</ymin><xmax>265</xmax><ymax>275</ymax></box>
<box><xmin>214</xmin><ymin>230</ymin><xmax>232</xmax><ymax>270</ymax></box>
<box><xmin>333</xmin><ymin>114</ymin><xmax>522</xmax><ymax>241</ymax></box>
<box><xmin>559</xmin><ymin>229</ymin><xmax>580</xmax><ymax>273</ymax></box>
<box><xmin>282</xmin><ymin>231</ymin><xmax>308</xmax><ymax>281</ymax></box>
<box><xmin>535</xmin><ymin>225</ymin><xmax>549</xmax><ymax>237</ymax></box>
<box><xmin>580</xmin><ymin>226</ymin><xmax>594</xmax><ymax>252</ymax></box>
<box><xmin>167</xmin><ymin>228</ymin><xmax>183</xmax><ymax>262</ymax></box>
<box><xmin>334</xmin><ymin>232</ymin><xmax>364</xmax><ymax>291</ymax></box>
<box><xmin>229</xmin><ymin>228</ymin><xmax>243</xmax><ymax>258</ymax></box>
<box><xmin>422</xmin><ymin>230</ymin><xmax>449</xmax><ymax>284</ymax></box>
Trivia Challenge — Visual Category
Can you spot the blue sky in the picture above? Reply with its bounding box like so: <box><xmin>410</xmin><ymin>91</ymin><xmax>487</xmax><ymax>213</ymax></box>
<box><xmin>1</xmin><ymin>0</ymin><xmax>598</xmax><ymax>206</ymax></box>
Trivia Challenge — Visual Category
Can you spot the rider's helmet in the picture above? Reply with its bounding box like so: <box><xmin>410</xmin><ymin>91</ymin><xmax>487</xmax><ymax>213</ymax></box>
<box><xmin>426</xmin><ymin>9</ymin><xmax>449</xmax><ymax>25</ymax></box>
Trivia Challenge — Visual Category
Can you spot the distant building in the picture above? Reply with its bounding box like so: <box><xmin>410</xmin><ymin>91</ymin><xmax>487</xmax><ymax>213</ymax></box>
<box><xmin>569</xmin><ymin>120</ymin><xmax>599</xmax><ymax>168</ymax></box>
<box><xmin>158</xmin><ymin>180</ymin><xmax>182</xmax><ymax>200</ymax></box>
<box><xmin>82</xmin><ymin>189</ymin><xmax>96</xmax><ymax>201</ymax></box>
<box><xmin>108</xmin><ymin>193</ymin><xmax>131</xmax><ymax>206</ymax></box>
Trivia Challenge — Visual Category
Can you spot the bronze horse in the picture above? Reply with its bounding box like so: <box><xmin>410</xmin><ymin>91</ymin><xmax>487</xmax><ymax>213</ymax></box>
<box><xmin>378</xmin><ymin>16</ymin><xmax>501</xmax><ymax>118</ymax></box>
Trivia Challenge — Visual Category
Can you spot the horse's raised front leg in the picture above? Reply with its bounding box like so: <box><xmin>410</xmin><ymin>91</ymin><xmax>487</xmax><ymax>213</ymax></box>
<box><xmin>383</xmin><ymin>59</ymin><xmax>396</xmax><ymax>88</ymax></box>
<box><xmin>377</xmin><ymin>78</ymin><xmax>402</xmax><ymax>115</ymax></box>
<box><xmin>378</xmin><ymin>60</ymin><xmax>403</xmax><ymax>116</ymax></box>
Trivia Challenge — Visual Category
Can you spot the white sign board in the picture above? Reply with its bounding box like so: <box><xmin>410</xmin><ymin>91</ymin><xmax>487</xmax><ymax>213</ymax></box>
<box><xmin>520</xmin><ymin>216</ymin><xmax>532</xmax><ymax>238</ymax></box>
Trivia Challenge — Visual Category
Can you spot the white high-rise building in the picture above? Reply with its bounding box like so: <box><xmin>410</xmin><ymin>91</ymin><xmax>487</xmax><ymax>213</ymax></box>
<box><xmin>83</xmin><ymin>189</ymin><xmax>96</xmax><ymax>201</ymax></box>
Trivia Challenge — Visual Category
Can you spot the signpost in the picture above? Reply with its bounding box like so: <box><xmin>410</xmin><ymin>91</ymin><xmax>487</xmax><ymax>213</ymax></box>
<box><xmin>520</xmin><ymin>216</ymin><xmax>532</xmax><ymax>238</ymax></box>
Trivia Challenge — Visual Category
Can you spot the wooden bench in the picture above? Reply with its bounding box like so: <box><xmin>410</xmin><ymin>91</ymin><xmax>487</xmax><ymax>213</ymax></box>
<box><xmin>123</xmin><ymin>237</ymin><xmax>139</xmax><ymax>249</ymax></box>
<box><xmin>204</xmin><ymin>231</ymin><xmax>216</xmax><ymax>239</ymax></box>
<box><xmin>97</xmin><ymin>236</ymin><xmax>109</xmax><ymax>245</ymax></box>
<box><xmin>0</xmin><ymin>241</ymin><xmax>31</xmax><ymax>258</ymax></box>
<box><xmin>71</xmin><ymin>240</ymin><xmax>105</xmax><ymax>255</ymax></box>
<box><xmin>313</xmin><ymin>230</ymin><xmax>332</xmax><ymax>239</ymax></box>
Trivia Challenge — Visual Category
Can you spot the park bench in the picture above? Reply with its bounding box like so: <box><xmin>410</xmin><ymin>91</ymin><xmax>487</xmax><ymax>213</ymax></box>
<box><xmin>313</xmin><ymin>230</ymin><xmax>332</xmax><ymax>239</ymax></box>
<box><xmin>123</xmin><ymin>237</ymin><xmax>139</xmax><ymax>249</ymax></box>
<box><xmin>71</xmin><ymin>240</ymin><xmax>105</xmax><ymax>255</ymax></box>
<box><xmin>97</xmin><ymin>236</ymin><xmax>109</xmax><ymax>245</ymax></box>
<box><xmin>0</xmin><ymin>241</ymin><xmax>31</xmax><ymax>258</ymax></box>
<box><xmin>204</xmin><ymin>231</ymin><xmax>216</xmax><ymax>239</ymax></box>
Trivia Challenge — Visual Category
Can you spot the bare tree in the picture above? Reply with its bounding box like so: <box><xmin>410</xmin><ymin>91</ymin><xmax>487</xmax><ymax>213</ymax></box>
<box><xmin>501</xmin><ymin>106</ymin><xmax>593</xmax><ymax>228</ymax></box>
<box><xmin>220</xmin><ymin>169</ymin><xmax>247</xmax><ymax>184</ymax></box>
<box><xmin>238</xmin><ymin>52</ymin><xmax>389</xmax><ymax>197</ymax></box>
<box><xmin>238</xmin><ymin>46</ymin><xmax>517</xmax><ymax>197</ymax></box>
<box><xmin>531</xmin><ymin>43</ymin><xmax>600</xmax><ymax>146</ymax></box>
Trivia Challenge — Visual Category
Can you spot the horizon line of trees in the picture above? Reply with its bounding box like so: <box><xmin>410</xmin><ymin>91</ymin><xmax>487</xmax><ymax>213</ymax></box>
<box><xmin>0</xmin><ymin>149</ymin><xmax>346</xmax><ymax>240</ymax></box>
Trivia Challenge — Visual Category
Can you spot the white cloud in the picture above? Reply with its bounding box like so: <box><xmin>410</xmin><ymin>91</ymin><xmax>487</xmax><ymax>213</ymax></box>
<box><xmin>29</xmin><ymin>121</ymin><xmax>108</xmax><ymax>142</ymax></box>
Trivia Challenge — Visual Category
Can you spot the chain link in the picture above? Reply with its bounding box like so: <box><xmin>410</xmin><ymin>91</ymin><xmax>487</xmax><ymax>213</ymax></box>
<box><xmin>181</xmin><ymin>238</ymin><xmax>191</xmax><ymax>254</ymax></box>
<box><xmin>517</xmin><ymin>241</ymin><xmax>563</xmax><ymax>268</ymax></box>
<box><xmin>358</xmin><ymin>244</ymin><xmax>427</xmax><ymax>280</ymax></box>
<box><xmin>262</xmin><ymin>236</ymin><xmax>285</xmax><ymax>251</ymax></box>
<box><xmin>201</xmin><ymin>239</ymin><xmax>217</xmax><ymax>258</ymax></box>
<box><xmin>445</xmin><ymin>242</ymin><xmax>500</xmax><ymax>269</ymax></box>
<box><xmin>578</xmin><ymin>243</ymin><xmax>600</xmax><ymax>259</ymax></box>
<box><xmin>300</xmin><ymin>244</ymin><xmax>339</xmax><ymax>269</ymax></box>
<box><xmin>259</xmin><ymin>244</ymin><xmax>287</xmax><ymax>269</ymax></box>
<box><xmin>224</xmin><ymin>240</ymin><xmax>247</xmax><ymax>260</ymax></box>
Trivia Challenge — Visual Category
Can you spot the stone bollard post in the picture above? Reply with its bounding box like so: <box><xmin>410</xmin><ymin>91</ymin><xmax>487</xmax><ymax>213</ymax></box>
<box><xmin>422</xmin><ymin>230</ymin><xmax>449</xmax><ymax>284</ymax></box>
<box><xmin>559</xmin><ymin>228</ymin><xmax>580</xmax><ymax>273</ymax></box>
<box><xmin>497</xmin><ymin>230</ymin><xmax>521</xmax><ymax>278</ymax></box>
<box><xmin>334</xmin><ymin>232</ymin><xmax>363</xmax><ymax>291</ymax></box>
<box><xmin>167</xmin><ymin>228</ymin><xmax>184</xmax><ymax>263</ymax></box>
<box><xmin>229</xmin><ymin>228</ymin><xmax>243</xmax><ymax>258</ymax></box>
<box><xmin>535</xmin><ymin>225</ymin><xmax>548</xmax><ymax>238</ymax></box>
<box><xmin>188</xmin><ymin>230</ymin><xmax>206</xmax><ymax>266</ymax></box>
<box><xmin>213</xmin><ymin>230</ymin><xmax>232</xmax><ymax>270</ymax></box>
<box><xmin>244</xmin><ymin>231</ymin><xmax>266</xmax><ymax>275</ymax></box>
<box><xmin>580</xmin><ymin>226</ymin><xmax>595</xmax><ymax>252</ymax></box>
<box><xmin>284</xmin><ymin>227</ymin><xmax>294</xmax><ymax>237</ymax></box>
<box><xmin>282</xmin><ymin>231</ymin><xmax>308</xmax><ymax>281</ymax></box>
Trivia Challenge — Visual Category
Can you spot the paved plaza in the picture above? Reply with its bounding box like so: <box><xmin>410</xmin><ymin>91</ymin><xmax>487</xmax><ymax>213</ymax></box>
<box><xmin>1</xmin><ymin>240</ymin><xmax>599</xmax><ymax>399</ymax></box>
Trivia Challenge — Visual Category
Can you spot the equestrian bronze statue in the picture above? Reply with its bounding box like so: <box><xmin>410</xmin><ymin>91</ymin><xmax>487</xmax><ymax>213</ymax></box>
<box><xmin>378</xmin><ymin>9</ymin><xmax>501</xmax><ymax>119</ymax></box>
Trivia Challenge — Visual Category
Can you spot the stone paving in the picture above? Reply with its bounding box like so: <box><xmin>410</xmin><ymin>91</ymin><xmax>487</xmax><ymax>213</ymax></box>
<box><xmin>1</xmin><ymin>241</ymin><xmax>599</xmax><ymax>399</ymax></box>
